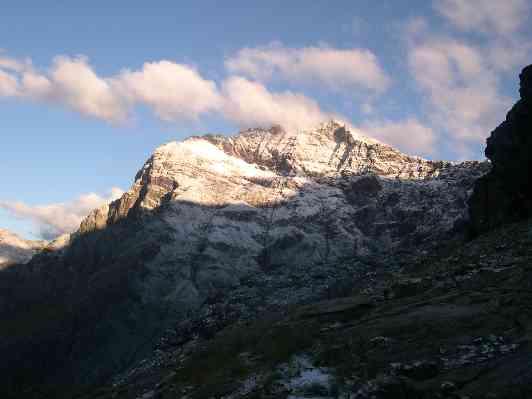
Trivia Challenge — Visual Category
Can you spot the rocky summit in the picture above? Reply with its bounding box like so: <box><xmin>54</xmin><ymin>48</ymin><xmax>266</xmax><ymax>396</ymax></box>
<box><xmin>3</xmin><ymin>62</ymin><xmax>532</xmax><ymax>399</ymax></box>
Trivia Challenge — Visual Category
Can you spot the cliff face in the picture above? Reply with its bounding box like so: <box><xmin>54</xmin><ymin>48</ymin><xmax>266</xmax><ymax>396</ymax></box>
<box><xmin>470</xmin><ymin>64</ymin><xmax>532</xmax><ymax>234</ymax></box>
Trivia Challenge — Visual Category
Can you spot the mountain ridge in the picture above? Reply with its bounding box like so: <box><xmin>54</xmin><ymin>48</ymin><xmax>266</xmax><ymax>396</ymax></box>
<box><xmin>78</xmin><ymin>120</ymin><xmax>479</xmax><ymax>237</ymax></box>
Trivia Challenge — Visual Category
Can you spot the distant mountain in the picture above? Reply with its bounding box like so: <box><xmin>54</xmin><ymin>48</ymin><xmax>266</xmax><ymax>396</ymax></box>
<box><xmin>0</xmin><ymin>121</ymin><xmax>488</xmax><ymax>398</ymax></box>
<box><xmin>0</xmin><ymin>229</ymin><xmax>46</xmax><ymax>269</ymax></box>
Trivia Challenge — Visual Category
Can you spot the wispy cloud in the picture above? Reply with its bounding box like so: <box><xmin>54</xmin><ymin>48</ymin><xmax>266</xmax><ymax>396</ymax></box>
<box><xmin>408</xmin><ymin>36</ymin><xmax>511</xmax><ymax>142</ymax></box>
<box><xmin>0</xmin><ymin>69</ymin><xmax>18</xmax><ymax>96</ymax></box>
<box><xmin>0</xmin><ymin>188</ymin><xmax>123</xmax><ymax>240</ymax></box>
<box><xmin>434</xmin><ymin>0</ymin><xmax>529</xmax><ymax>37</ymax></box>
<box><xmin>404</xmin><ymin>0</ymin><xmax>532</xmax><ymax>155</ymax></box>
<box><xmin>0</xmin><ymin>53</ymin><xmax>30</xmax><ymax>72</ymax></box>
<box><xmin>434</xmin><ymin>0</ymin><xmax>532</xmax><ymax>73</ymax></box>
<box><xmin>360</xmin><ymin>118</ymin><xmax>436</xmax><ymax>156</ymax></box>
<box><xmin>0</xmin><ymin>55</ymin><xmax>128</xmax><ymax>123</ymax></box>
<box><xmin>225</xmin><ymin>43</ymin><xmax>390</xmax><ymax>93</ymax></box>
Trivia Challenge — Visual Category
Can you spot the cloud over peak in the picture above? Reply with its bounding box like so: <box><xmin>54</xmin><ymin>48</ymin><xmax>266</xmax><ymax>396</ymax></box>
<box><xmin>361</xmin><ymin>118</ymin><xmax>436</xmax><ymax>156</ymax></box>
<box><xmin>221</xmin><ymin>76</ymin><xmax>336</xmax><ymax>132</ymax></box>
<box><xmin>225</xmin><ymin>43</ymin><xmax>390</xmax><ymax>93</ymax></box>
<box><xmin>0</xmin><ymin>50</ymin><xmax>350</xmax><ymax>133</ymax></box>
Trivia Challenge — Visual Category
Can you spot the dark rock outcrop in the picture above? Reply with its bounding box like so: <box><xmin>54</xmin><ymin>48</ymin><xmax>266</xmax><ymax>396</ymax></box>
<box><xmin>470</xmin><ymin>64</ymin><xmax>532</xmax><ymax>234</ymax></box>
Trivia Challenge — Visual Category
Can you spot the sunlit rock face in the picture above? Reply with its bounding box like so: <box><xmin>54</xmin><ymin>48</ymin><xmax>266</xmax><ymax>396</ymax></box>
<box><xmin>470</xmin><ymin>65</ymin><xmax>532</xmax><ymax>234</ymax></box>
<box><xmin>0</xmin><ymin>229</ymin><xmax>46</xmax><ymax>269</ymax></box>
<box><xmin>76</xmin><ymin>120</ymin><xmax>487</xmax><ymax>309</ymax></box>
<box><xmin>81</xmin><ymin>121</ymin><xmax>451</xmax><ymax>236</ymax></box>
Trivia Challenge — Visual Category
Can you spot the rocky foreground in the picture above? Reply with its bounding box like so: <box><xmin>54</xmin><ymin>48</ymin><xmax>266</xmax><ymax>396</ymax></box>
<box><xmin>0</xmin><ymin>65</ymin><xmax>531</xmax><ymax>399</ymax></box>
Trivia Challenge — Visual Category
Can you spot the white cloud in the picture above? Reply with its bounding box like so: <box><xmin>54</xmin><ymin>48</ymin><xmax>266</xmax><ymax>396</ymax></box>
<box><xmin>486</xmin><ymin>40</ymin><xmax>532</xmax><ymax>73</ymax></box>
<box><xmin>408</xmin><ymin>33</ymin><xmax>511</xmax><ymax>143</ymax></box>
<box><xmin>21</xmin><ymin>70</ymin><xmax>52</xmax><ymax>98</ymax></box>
<box><xmin>44</xmin><ymin>56</ymin><xmax>128</xmax><ymax>123</ymax></box>
<box><xmin>404</xmin><ymin>1</ymin><xmax>532</xmax><ymax>156</ymax></box>
<box><xmin>434</xmin><ymin>0</ymin><xmax>532</xmax><ymax>73</ymax></box>
<box><xmin>0</xmin><ymin>54</ymin><xmax>30</xmax><ymax>72</ymax></box>
<box><xmin>0</xmin><ymin>69</ymin><xmax>19</xmax><ymax>96</ymax></box>
<box><xmin>221</xmin><ymin>76</ymin><xmax>336</xmax><ymax>132</ymax></box>
<box><xmin>0</xmin><ymin>52</ymin><xmax>340</xmax><ymax>132</ymax></box>
<box><xmin>112</xmin><ymin>61</ymin><xmax>221</xmax><ymax>121</ymax></box>
<box><xmin>0</xmin><ymin>54</ymin><xmax>221</xmax><ymax>124</ymax></box>
<box><xmin>361</xmin><ymin>118</ymin><xmax>436</xmax><ymax>156</ymax></box>
<box><xmin>0</xmin><ymin>55</ymin><xmax>128</xmax><ymax>123</ymax></box>
<box><xmin>0</xmin><ymin>188</ymin><xmax>124</xmax><ymax>240</ymax></box>
<box><xmin>435</xmin><ymin>0</ymin><xmax>529</xmax><ymax>37</ymax></box>
<box><xmin>225</xmin><ymin>43</ymin><xmax>390</xmax><ymax>93</ymax></box>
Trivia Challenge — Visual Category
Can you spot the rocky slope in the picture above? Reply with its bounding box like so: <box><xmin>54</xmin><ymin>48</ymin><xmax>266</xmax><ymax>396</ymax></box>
<box><xmin>0</xmin><ymin>121</ymin><xmax>487</xmax><ymax>398</ymax></box>
<box><xmin>0</xmin><ymin>229</ymin><xmax>46</xmax><ymax>269</ymax></box>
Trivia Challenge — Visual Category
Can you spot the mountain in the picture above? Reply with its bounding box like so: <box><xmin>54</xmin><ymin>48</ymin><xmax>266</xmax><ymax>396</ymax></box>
<box><xmin>0</xmin><ymin>120</ymin><xmax>488</xmax><ymax>398</ymax></box>
<box><xmin>0</xmin><ymin>229</ymin><xmax>46</xmax><ymax>269</ymax></box>
<box><xmin>73</xmin><ymin>120</ymin><xmax>487</xmax><ymax>345</ymax></box>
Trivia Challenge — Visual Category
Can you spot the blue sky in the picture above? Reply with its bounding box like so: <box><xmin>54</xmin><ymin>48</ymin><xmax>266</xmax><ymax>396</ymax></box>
<box><xmin>1</xmin><ymin>0</ymin><xmax>531</xmax><ymax>239</ymax></box>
